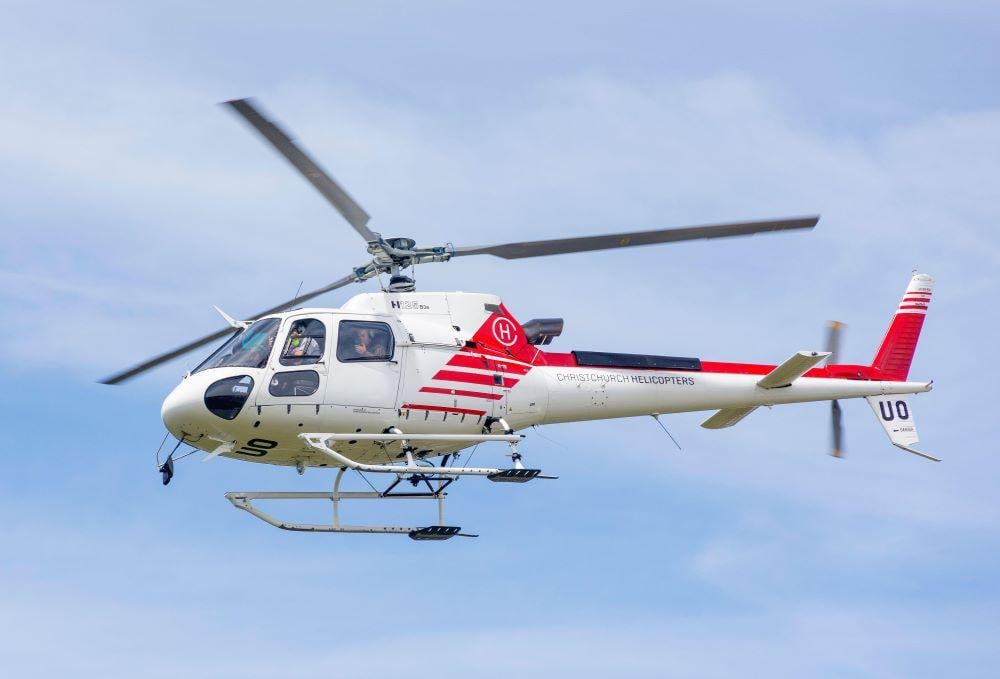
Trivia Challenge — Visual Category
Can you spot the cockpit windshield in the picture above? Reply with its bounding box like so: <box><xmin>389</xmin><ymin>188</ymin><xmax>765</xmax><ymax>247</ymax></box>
<box><xmin>194</xmin><ymin>318</ymin><xmax>281</xmax><ymax>373</ymax></box>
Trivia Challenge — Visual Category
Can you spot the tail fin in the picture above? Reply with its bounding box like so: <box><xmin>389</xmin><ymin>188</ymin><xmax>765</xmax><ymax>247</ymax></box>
<box><xmin>866</xmin><ymin>395</ymin><xmax>940</xmax><ymax>461</ymax></box>
<box><xmin>871</xmin><ymin>273</ymin><xmax>933</xmax><ymax>381</ymax></box>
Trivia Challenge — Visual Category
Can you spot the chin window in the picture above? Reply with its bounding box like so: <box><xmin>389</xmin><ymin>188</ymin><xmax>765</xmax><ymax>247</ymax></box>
<box><xmin>204</xmin><ymin>375</ymin><xmax>254</xmax><ymax>420</ymax></box>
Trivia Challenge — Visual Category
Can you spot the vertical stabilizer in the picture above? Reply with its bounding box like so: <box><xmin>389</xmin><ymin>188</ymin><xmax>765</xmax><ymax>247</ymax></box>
<box><xmin>866</xmin><ymin>395</ymin><xmax>939</xmax><ymax>461</ymax></box>
<box><xmin>871</xmin><ymin>273</ymin><xmax>933</xmax><ymax>381</ymax></box>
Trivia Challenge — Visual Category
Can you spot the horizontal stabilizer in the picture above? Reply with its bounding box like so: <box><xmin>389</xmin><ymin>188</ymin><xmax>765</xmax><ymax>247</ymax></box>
<box><xmin>702</xmin><ymin>406</ymin><xmax>758</xmax><ymax>429</ymax></box>
<box><xmin>757</xmin><ymin>351</ymin><xmax>830</xmax><ymax>389</ymax></box>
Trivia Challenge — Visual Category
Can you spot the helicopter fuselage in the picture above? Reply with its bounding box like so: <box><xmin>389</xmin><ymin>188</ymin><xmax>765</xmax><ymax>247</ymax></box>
<box><xmin>160</xmin><ymin>290</ymin><xmax>930</xmax><ymax>468</ymax></box>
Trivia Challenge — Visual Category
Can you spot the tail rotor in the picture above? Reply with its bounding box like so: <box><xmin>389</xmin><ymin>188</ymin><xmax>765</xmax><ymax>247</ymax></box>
<box><xmin>825</xmin><ymin>320</ymin><xmax>846</xmax><ymax>458</ymax></box>
<box><xmin>831</xmin><ymin>399</ymin><xmax>844</xmax><ymax>458</ymax></box>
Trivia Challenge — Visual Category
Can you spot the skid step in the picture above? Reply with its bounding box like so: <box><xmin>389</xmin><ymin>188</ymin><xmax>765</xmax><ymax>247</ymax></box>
<box><xmin>487</xmin><ymin>468</ymin><xmax>542</xmax><ymax>483</ymax></box>
<box><xmin>408</xmin><ymin>525</ymin><xmax>466</xmax><ymax>541</ymax></box>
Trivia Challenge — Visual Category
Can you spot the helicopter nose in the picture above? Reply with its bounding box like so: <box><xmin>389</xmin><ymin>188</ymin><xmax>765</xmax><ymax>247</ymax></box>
<box><xmin>161</xmin><ymin>380</ymin><xmax>205</xmax><ymax>440</ymax></box>
<box><xmin>162</xmin><ymin>373</ymin><xmax>257</xmax><ymax>440</ymax></box>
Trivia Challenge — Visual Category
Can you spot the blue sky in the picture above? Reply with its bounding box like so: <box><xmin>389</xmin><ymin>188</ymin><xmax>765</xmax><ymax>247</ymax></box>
<box><xmin>2</xmin><ymin>1</ymin><xmax>999</xmax><ymax>676</ymax></box>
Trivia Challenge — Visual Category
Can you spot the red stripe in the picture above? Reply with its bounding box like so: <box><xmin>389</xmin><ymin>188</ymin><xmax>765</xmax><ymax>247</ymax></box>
<box><xmin>419</xmin><ymin>386</ymin><xmax>503</xmax><ymax>400</ymax></box>
<box><xmin>446</xmin><ymin>353</ymin><xmax>531</xmax><ymax>375</ymax></box>
<box><xmin>402</xmin><ymin>403</ymin><xmax>487</xmax><ymax>416</ymax></box>
<box><xmin>898</xmin><ymin>305</ymin><xmax>928</xmax><ymax>311</ymax></box>
<box><xmin>433</xmin><ymin>369</ymin><xmax>519</xmax><ymax>388</ymax></box>
<box><xmin>535</xmin><ymin>351</ymin><xmax>577</xmax><ymax>367</ymax></box>
<box><xmin>699</xmin><ymin>361</ymin><xmax>775</xmax><ymax>376</ymax></box>
<box><xmin>698</xmin><ymin>361</ymin><xmax>843</xmax><ymax>379</ymax></box>
<box><xmin>464</xmin><ymin>345</ymin><xmax>534</xmax><ymax>364</ymax></box>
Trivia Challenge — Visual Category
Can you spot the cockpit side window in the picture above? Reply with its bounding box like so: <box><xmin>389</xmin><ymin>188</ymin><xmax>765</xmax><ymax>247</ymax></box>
<box><xmin>337</xmin><ymin>320</ymin><xmax>394</xmax><ymax>362</ymax></box>
<box><xmin>279</xmin><ymin>318</ymin><xmax>326</xmax><ymax>366</ymax></box>
<box><xmin>194</xmin><ymin>318</ymin><xmax>280</xmax><ymax>373</ymax></box>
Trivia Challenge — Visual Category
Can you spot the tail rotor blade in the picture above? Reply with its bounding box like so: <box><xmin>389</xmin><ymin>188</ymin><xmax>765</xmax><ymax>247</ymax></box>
<box><xmin>831</xmin><ymin>399</ymin><xmax>844</xmax><ymax>458</ymax></box>
<box><xmin>824</xmin><ymin>320</ymin><xmax>844</xmax><ymax>365</ymax></box>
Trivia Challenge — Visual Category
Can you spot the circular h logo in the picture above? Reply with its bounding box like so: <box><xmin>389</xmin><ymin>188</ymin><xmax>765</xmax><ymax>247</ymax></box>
<box><xmin>492</xmin><ymin>317</ymin><xmax>518</xmax><ymax>347</ymax></box>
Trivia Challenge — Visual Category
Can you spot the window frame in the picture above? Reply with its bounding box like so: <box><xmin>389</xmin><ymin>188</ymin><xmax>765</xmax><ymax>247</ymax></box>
<box><xmin>336</xmin><ymin>320</ymin><xmax>396</xmax><ymax>363</ymax></box>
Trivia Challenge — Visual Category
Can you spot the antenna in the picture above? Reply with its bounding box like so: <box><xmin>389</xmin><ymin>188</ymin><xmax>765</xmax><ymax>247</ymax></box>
<box><xmin>651</xmin><ymin>414</ymin><xmax>682</xmax><ymax>451</ymax></box>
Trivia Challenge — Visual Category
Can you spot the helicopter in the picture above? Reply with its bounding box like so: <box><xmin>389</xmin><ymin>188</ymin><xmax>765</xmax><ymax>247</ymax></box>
<box><xmin>102</xmin><ymin>98</ymin><xmax>936</xmax><ymax>540</ymax></box>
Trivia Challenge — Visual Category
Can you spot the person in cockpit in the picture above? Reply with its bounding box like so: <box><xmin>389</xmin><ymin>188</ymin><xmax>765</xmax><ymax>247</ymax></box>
<box><xmin>287</xmin><ymin>322</ymin><xmax>320</xmax><ymax>358</ymax></box>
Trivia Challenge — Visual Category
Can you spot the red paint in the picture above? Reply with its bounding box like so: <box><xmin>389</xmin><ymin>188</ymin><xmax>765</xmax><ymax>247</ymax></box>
<box><xmin>446</xmin><ymin>353</ymin><xmax>530</xmax><ymax>375</ymax></box>
<box><xmin>419</xmin><ymin>386</ymin><xmax>503</xmax><ymax>400</ymax></box>
<box><xmin>433</xmin><ymin>369</ymin><xmax>520</xmax><ymax>388</ymax></box>
<box><xmin>402</xmin><ymin>403</ymin><xmax>487</xmax><ymax>417</ymax></box>
<box><xmin>872</xmin><ymin>311</ymin><xmax>927</xmax><ymax>381</ymax></box>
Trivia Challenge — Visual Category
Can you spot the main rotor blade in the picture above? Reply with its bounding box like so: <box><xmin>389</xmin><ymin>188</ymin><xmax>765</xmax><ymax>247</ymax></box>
<box><xmin>100</xmin><ymin>273</ymin><xmax>358</xmax><ymax>385</ymax></box>
<box><xmin>224</xmin><ymin>98</ymin><xmax>375</xmax><ymax>242</ymax></box>
<box><xmin>451</xmin><ymin>216</ymin><xmax>818</xmax><ymax>260</ymax></box>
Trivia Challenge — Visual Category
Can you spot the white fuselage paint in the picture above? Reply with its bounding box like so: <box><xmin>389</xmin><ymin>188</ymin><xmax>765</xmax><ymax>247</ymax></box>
<box><xmin>160</xmin><ymin>291</ymin><xmax>931</xmax><ymax>467</ymax></box>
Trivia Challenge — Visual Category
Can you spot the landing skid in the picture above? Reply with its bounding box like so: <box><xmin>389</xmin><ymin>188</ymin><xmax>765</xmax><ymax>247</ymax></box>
<box><xmin>225</xmin><ymin>428</ymin><xmax>554</xmax><ymax>539</ymax></box>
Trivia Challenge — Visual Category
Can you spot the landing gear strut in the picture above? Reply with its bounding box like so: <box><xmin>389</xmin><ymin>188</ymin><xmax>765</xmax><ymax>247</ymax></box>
<box><xmin>225</xmin><ymin>428</ymin><xmax>555</xmax><ymax>538</ymax></box>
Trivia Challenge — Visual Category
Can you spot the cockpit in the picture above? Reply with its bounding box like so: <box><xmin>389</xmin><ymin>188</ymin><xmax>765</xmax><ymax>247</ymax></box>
<box><xmin>194</xmin><ymin>318</ymin><xmax>281</xmax><ymax>373</ymax></box>
<box><xmin>161</xmin><ymin>311</ymin><xmax>402</xmax><ymax>438</ymax></box>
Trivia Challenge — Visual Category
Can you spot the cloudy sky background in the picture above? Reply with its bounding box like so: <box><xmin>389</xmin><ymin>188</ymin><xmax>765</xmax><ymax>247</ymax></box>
<box><xmin>2</xmin><ymin>1</ymin><xmax>999</xmax><ymax>676</ymax></box>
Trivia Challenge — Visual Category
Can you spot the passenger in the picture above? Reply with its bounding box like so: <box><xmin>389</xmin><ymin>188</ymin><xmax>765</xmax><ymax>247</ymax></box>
<box><xmin>352</xmin><ymin>327</ymin><xmax>373</xmax><ymax>356</ymax></box>
<box><xmin>352</xmin><ymin>326</ymin><xmax>388</xmax><ymax>358</ymax></box>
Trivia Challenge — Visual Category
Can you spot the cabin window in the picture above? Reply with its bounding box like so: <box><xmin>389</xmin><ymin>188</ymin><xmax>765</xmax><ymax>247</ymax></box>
<box><xmin>337</xmin><ymin>320</ymin><xmax>394</xmax><ymax>362</ymax></box>
<box><xmin>195</xmin><ymin>318</ymin><xmax>280</xmax><ymax>372</ymax></box>
<box><xmin>268</xmin><ymin>370</ymin><xmax>320</xmax><ymax>397</ymax></box>
<box><xmin>279</xmin><ymin>318</ymin><xmax>326</xmax><ymax>366</ymax></box>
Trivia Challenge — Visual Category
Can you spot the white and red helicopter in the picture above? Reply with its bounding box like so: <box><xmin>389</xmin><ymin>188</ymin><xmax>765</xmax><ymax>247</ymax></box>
<box><xmin>103</xmin><ymin>99</ymin><xmax>936</xmax><ymax>540</ymax></box>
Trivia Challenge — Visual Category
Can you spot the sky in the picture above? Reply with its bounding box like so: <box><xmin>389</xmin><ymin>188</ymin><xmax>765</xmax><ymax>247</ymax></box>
<box><xmin>2</xmin><ymin>1</ymin><xmax>999</xmax><ymax>676</ymax></box>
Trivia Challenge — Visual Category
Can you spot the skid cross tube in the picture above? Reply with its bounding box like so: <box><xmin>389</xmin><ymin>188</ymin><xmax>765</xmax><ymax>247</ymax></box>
<box><xmin>299</xmin><ymin>432</ymin><xmax>522</xmax><ymax>476</ymax></box>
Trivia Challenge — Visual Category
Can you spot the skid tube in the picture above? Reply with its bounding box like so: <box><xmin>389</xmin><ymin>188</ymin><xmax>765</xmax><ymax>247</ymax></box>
<box><xmin>225</xmin><ymin>468</ymin><xmax>472</xmax><ymax>537</ymax></box>
<box><xmin>226</xmin><ymin>428</ymin><xmax>551</xmax><ymax>539</ymax></box>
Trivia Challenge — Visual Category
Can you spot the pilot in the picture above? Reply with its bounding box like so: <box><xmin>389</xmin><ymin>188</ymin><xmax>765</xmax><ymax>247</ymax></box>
<box><xmin>287</xmin><ymin>322</ymin><xmax>321</xmax><ymax>358</ymax></box>
<box><xmin>287</xmin><ymin>325</ymin><xmax>305</xmax><ymax>356</ymax></box>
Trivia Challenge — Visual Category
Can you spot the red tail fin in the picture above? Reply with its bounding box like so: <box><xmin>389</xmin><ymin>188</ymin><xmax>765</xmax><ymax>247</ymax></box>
<box><xmin>871</xmin><ymin>273</ymin><xmax>933</xmax><ymax>381</ymax></box>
